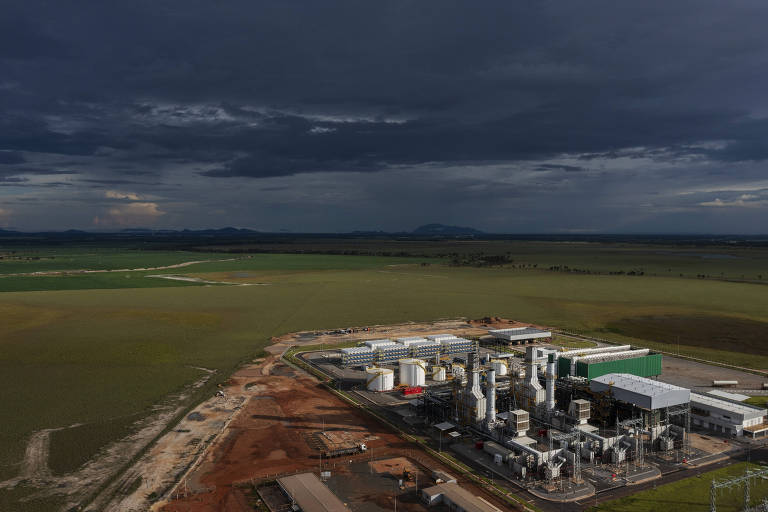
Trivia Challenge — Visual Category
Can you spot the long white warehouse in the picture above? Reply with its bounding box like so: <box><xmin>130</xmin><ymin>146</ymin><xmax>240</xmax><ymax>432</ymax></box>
<box><xmin>690</xmin><ymin>393</ymin><xmax>768</xmax><ymax>438</ymax></box>
<box><xmin>590</xmin><ymin>373</ymin><xmax>690</xmax><ymax>410</ymax></box>
<box><xmin>489</xmin><ymin>327</ymin><xmax>551</xmax><ymax>342</ymax></box>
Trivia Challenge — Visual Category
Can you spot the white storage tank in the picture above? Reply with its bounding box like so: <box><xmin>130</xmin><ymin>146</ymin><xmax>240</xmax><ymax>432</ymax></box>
<box><xmin>399</xmin><ymin>358</ymin><xmax>426</xmax><ymax>386</ymax></box>
<box><xmin>365</xmin><ymin>368</ymin><xmax>394</xmax><ymax>392</ymax></box>
<box><xmin>432</xmin><ymin>366</ymin><xmax>446</xmax><ymax>381</ymax></box>
<box><xmin>491</xmin><ymin>359</ymin><xmax>508</xmax><ymax>376</ymax></box>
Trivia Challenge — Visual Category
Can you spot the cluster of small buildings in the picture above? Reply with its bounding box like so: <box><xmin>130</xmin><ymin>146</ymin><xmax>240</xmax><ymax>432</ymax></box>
<box><xmin>340</xmin><ymin>335</ymin><xmax>475</xmax><ymax>367</ymax></box>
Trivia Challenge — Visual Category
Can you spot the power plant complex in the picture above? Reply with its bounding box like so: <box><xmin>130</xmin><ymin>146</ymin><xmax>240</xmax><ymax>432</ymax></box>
<box><xmin>300</xmin><ymin>325</ymin><xmax>768</xmax><ymax>500</ymax></box>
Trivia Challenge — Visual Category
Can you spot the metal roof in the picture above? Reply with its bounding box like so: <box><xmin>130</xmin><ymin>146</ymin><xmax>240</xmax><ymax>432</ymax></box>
<box><xmin>489</xmin><ymin>327</ymin><xmax>551</xmax><ymax>340</ymax></box>
<box><xmin>340</xmin><ymin>346</ymin><xmax>373</xmax><ymax>354</ymax></box>
<box><xmin>410</xmin><ymin>340</ymin><xmax>441</xmax><ymax>348</ymax></box>
<box><xmin>560</xmin><ymin>345</ymin><xmax>632</xmax><ymax>358</ymax></box>
<box><xmin>590</xmin><ymin>373</ymin><xmax>690</xmax><ymax>410</ymax></box>
<box><xmin>421</xmin><ymin>483</ymin><xmax>503</xmax><ymax>512</ymax></box>
<box><xmin>691</xmin><ymin>393</ymin><xmax>767</xmax><ymax>421</ymax></box>
<box><xmin>707</xmin><ymin>390</ymin><xmax>750</xmax><ymax>402</ymax></box>
<box><xmin>277</xmin><ymin>473</ymin><xmax>349</xmax><ymax>512</ymax></box>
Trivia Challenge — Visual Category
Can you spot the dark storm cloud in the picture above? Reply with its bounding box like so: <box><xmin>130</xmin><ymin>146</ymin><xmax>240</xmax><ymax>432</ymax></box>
<box><xmin>3</xmin><ymin>0</ymin><xmax>768</xmax><ymax>231</ymax></box>
<box><xmin>0</xmin><ymin>151</ymin><xmax>26</xmax><ymax>164</ymax></box>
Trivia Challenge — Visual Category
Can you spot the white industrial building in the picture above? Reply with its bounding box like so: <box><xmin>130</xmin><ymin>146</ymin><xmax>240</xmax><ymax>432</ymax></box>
<box><xmin>488</xmin><ymin>327</ymin><xmax>551</xmax><ymax>344</ymax></box>
<box><xmin>590</xmin><ymin>373</ymin><xmax>690</xmax><ymax>410</ymax></box>
<box><xmin>421</xmin><ymin>482</ymin><xmax>503</xmax><ymax>512</ymax></box>
<box><xmin>277</xmin><ymin>473</ymin><xmax>349</xmax><ymax>512</ymax></box>
<box><xmin>690</xmin><ymin>393</ymin><xmax>768</xmax><ymax>438</ymax></box>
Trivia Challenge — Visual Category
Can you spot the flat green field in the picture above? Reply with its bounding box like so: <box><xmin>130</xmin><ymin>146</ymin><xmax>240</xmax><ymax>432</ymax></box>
<box><xmin>1</xmin><ymin>248</ymin><xmax>768</xmax><ymax>510</ymax></box>
<box><xmin>593</xmin><ymin>462</ymin><xmax>768</xmax><ymax>511</ymax></box>
<box><xmin>0</xmin><ymin>247</ymin><xmax>225</xmax><ymax>274</ymax></box>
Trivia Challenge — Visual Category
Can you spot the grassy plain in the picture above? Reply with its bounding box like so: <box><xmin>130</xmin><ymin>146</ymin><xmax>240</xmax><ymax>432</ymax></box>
<box><xmin>549</xmin><ymin>335</ymin><xmax>598</xmax><ymax>349</ymax></box>
<box><xmin>592</xmin><ymin>462</ymin><xmax>768</xmax><ymax>512</ymax></box>
<box><xmin>201</xmin><ymin>239</ymin><xmax>768</xmax><ymax>281</ymax></box>
<box><xmin>1</xmin><ymin>246</ymin><xmax>768</xmax><ymax>510</ymax></box>
<box><xmin>746</xmin><ymin>396</ymin><xmax>768</xmax><ymax>407</ymax></box>
<box><xmin>0</xmin><ymin>247</ymin><xmax>225</xmax><ymax>274</ymax></box>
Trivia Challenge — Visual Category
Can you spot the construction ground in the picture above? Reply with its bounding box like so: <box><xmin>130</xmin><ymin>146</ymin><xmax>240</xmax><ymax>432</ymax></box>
<box><xmin>125</xmin><ymin>319</ymin><xmax>519</xmax><ymax>512</ymax></box>
<box><xmin>93</xmin><ymin>317</ymin><xmax>768</xmax><ymax>512</ymax></box>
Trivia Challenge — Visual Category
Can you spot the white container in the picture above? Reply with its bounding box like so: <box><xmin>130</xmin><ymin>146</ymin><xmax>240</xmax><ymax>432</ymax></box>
<box><xmin>432</xmin><ymin>366</ymin><xmax>447</xmax><ymax>381</ymax></box>
<box><xmin>365</xmin><ymin>367</ymin><xmax>394</xmax><ymax>391</ymax></box>
<box><xmin>491</xmin><ymin>360</ymin><xmax>508</xmax><ymax>376</ymax></box>
<box><xmin>452</xmin><ymin>365</ymin><xmax>465</xmax><ymax>380</ymax></box>
<box><xmin>399</xmin><ymin>358</ymin><xmax>426</xmax><ymax>386</ymax></box>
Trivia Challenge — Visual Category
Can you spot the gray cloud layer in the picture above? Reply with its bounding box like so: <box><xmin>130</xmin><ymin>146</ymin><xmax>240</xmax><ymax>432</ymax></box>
<box><xmin>1</xmin><ymin>1</ymin><xmax>768</xmax><ymax>232</ymax></box>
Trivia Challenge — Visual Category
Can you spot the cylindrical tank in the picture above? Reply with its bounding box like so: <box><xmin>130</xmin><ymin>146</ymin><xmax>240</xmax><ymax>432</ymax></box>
<box><xmin>432</xmin><ymin>366</ymin><xmax>446</xmax><ymax>381</ymax></box>
<box><xmin>491</xmin><ymin>359</ymin><xmax>508</xmax><ymax>376</ymax></box>
<box><xmin>365</xmin><ymin>368</ymin><xmax>394</xmax><ymax>392</ymax></box>
<box><xmin>399</xmin><ymin>358</ymin><xmax>426</xmax><ymax>386</ymax></box>
<box><xmin>712</xmin><ymin>380</ymin><xmax>739</xmax><ymax>387</ymax></box>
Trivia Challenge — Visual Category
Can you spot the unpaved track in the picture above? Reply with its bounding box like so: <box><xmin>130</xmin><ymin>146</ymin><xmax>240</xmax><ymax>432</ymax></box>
<box><xmin>146</xmin><ymin>274</ymin><xmax>266</xmax><ymax>286</ymax></box>
<box><xmin>0</xmin><ymin>369</ymin><xmax>217</xmax><ymax>511</ymax></box>
<box><xmin>0</xmin><ymin>425</ymin><xmax>77</xmax><ymax>489</ymax></box>
<box><xmin>1</xmin><ymin>257</ymin><xmax>243</xmax><ymax>278</ymax></box>
<box><xmin>20</xmin><ymin>429</ymin><xmax>52</xmax><ymax>480</ymax></box>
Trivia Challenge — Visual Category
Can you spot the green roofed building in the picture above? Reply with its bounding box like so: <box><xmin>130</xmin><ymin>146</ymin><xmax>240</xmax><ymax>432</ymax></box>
<box><xmin>557</xmin><ymin>349</ymin><xmax>661</xmax><ymax>380</ymax></box>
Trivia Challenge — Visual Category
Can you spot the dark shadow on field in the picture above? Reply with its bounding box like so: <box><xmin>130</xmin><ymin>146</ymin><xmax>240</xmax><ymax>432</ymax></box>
<box><xmin>606</xmin><ymin>314</ymin><xmax>768</xmax><ymax>355</ymax></box>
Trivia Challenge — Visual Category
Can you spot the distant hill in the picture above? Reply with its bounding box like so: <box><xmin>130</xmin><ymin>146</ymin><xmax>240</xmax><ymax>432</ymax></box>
<box><xmin>411</xmin><ymin>223</ymin><xmax>484</xmax><ymax>236</ymax></box>
<box><xmin>119</xmin><ymin>227</ymin><xmax>260</xmax><ymax>235</ymax></box>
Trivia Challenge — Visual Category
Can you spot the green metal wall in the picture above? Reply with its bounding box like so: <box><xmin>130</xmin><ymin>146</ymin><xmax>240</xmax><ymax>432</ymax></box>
<box><xmin>575</xmin><ymin>353</ymin><xmax>662</xmax><ymax>379</ymax></box>
<box><xmin>558</xmin><ymin>356</ymin><xmax>572</xmax><ymax>377</ymax></box>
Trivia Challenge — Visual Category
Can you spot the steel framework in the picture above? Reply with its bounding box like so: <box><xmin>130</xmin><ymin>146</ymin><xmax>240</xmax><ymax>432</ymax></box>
<box><xmin>617</xmin><ymin>417</ymin><xmax>644</xmax><ymax>469</ymax></box>
<box><xmin>549</xmin><ymin>429</ymin><xmax>582</xmax><ymax>483</ymax></box>
<box><xmin>710</xmin><ymin>466</ymin><xmax>768</xmax><ymax>512</ymax></box>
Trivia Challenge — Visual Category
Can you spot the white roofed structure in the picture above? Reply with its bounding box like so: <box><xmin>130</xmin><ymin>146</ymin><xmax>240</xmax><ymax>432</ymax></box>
<box><xmin>590</xmin><ymin>373</ymin><xmax>690</xmax><ymax>410</ymax></box>
<box><xmin>489</xmin><ymin>327</ymin><xmax>551</xmax><ymax>342</ymax></box>
<box><xmin>691</xmin><ymin>392</ymin><xmax>767</xmax><ymax>437</ymax></box>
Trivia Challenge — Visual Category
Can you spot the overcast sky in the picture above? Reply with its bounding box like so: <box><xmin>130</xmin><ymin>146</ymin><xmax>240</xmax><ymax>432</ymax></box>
<box><xmin>1</xmin><ymin>1</ymin><xmax>768</xmax><ymax>233</ymax></box>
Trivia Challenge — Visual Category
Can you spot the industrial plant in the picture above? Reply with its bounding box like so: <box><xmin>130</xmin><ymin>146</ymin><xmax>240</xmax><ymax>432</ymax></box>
<box><xmin>298</xmin><ymin>326</ymin><xmax>768</xmax><ymax>503</ymax></box>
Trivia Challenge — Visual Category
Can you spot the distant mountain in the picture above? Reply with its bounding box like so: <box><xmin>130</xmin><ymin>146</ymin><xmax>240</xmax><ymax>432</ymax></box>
<box><xmin>411</xmin><ymin>223</ymin><xmax>484</xmax><ymax>236</ymax></box>
<box><xmin>119</xmin><ymin>227</ymin><xmax>260</xmax><ymax>235</ymax></box>
<box><xmin>182</xmin><ymin>227</ymin><xmax>260</xmax><ymax>235</ymax></box>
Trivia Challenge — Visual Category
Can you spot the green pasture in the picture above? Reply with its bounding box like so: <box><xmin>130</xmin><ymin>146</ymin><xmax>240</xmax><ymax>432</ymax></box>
<box><xmin>0</xmin><ymin>247</ymin><xmax>226</xmax><ymax>275</ymax></box>
<box><xmin>550</xmin><ymin>335</ymin><xmax>598</xmax><ymax>349</ymax></box>
<box><xmin>201</xmin><ymin>239</ymin><xmax>768</xmax><ymax>281</ymax></box>
<box><xmin>0</xmin><ymin>253</ymin><xmax>435</xmax><ymax>292</ymax></box>
<box><xmin>592</xmin><ymin>462</ymin><xmax>768</xmax><ymax>512</ymax></box>
<box><xmin>746</xmin><ymin>396</ymin><xmax>768</xmax><ymax>408</ymax></box>
<box><xmin>2</xmin><ymin>252</ymin><xmax>768</xmax><ymax>510</ymax></box>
